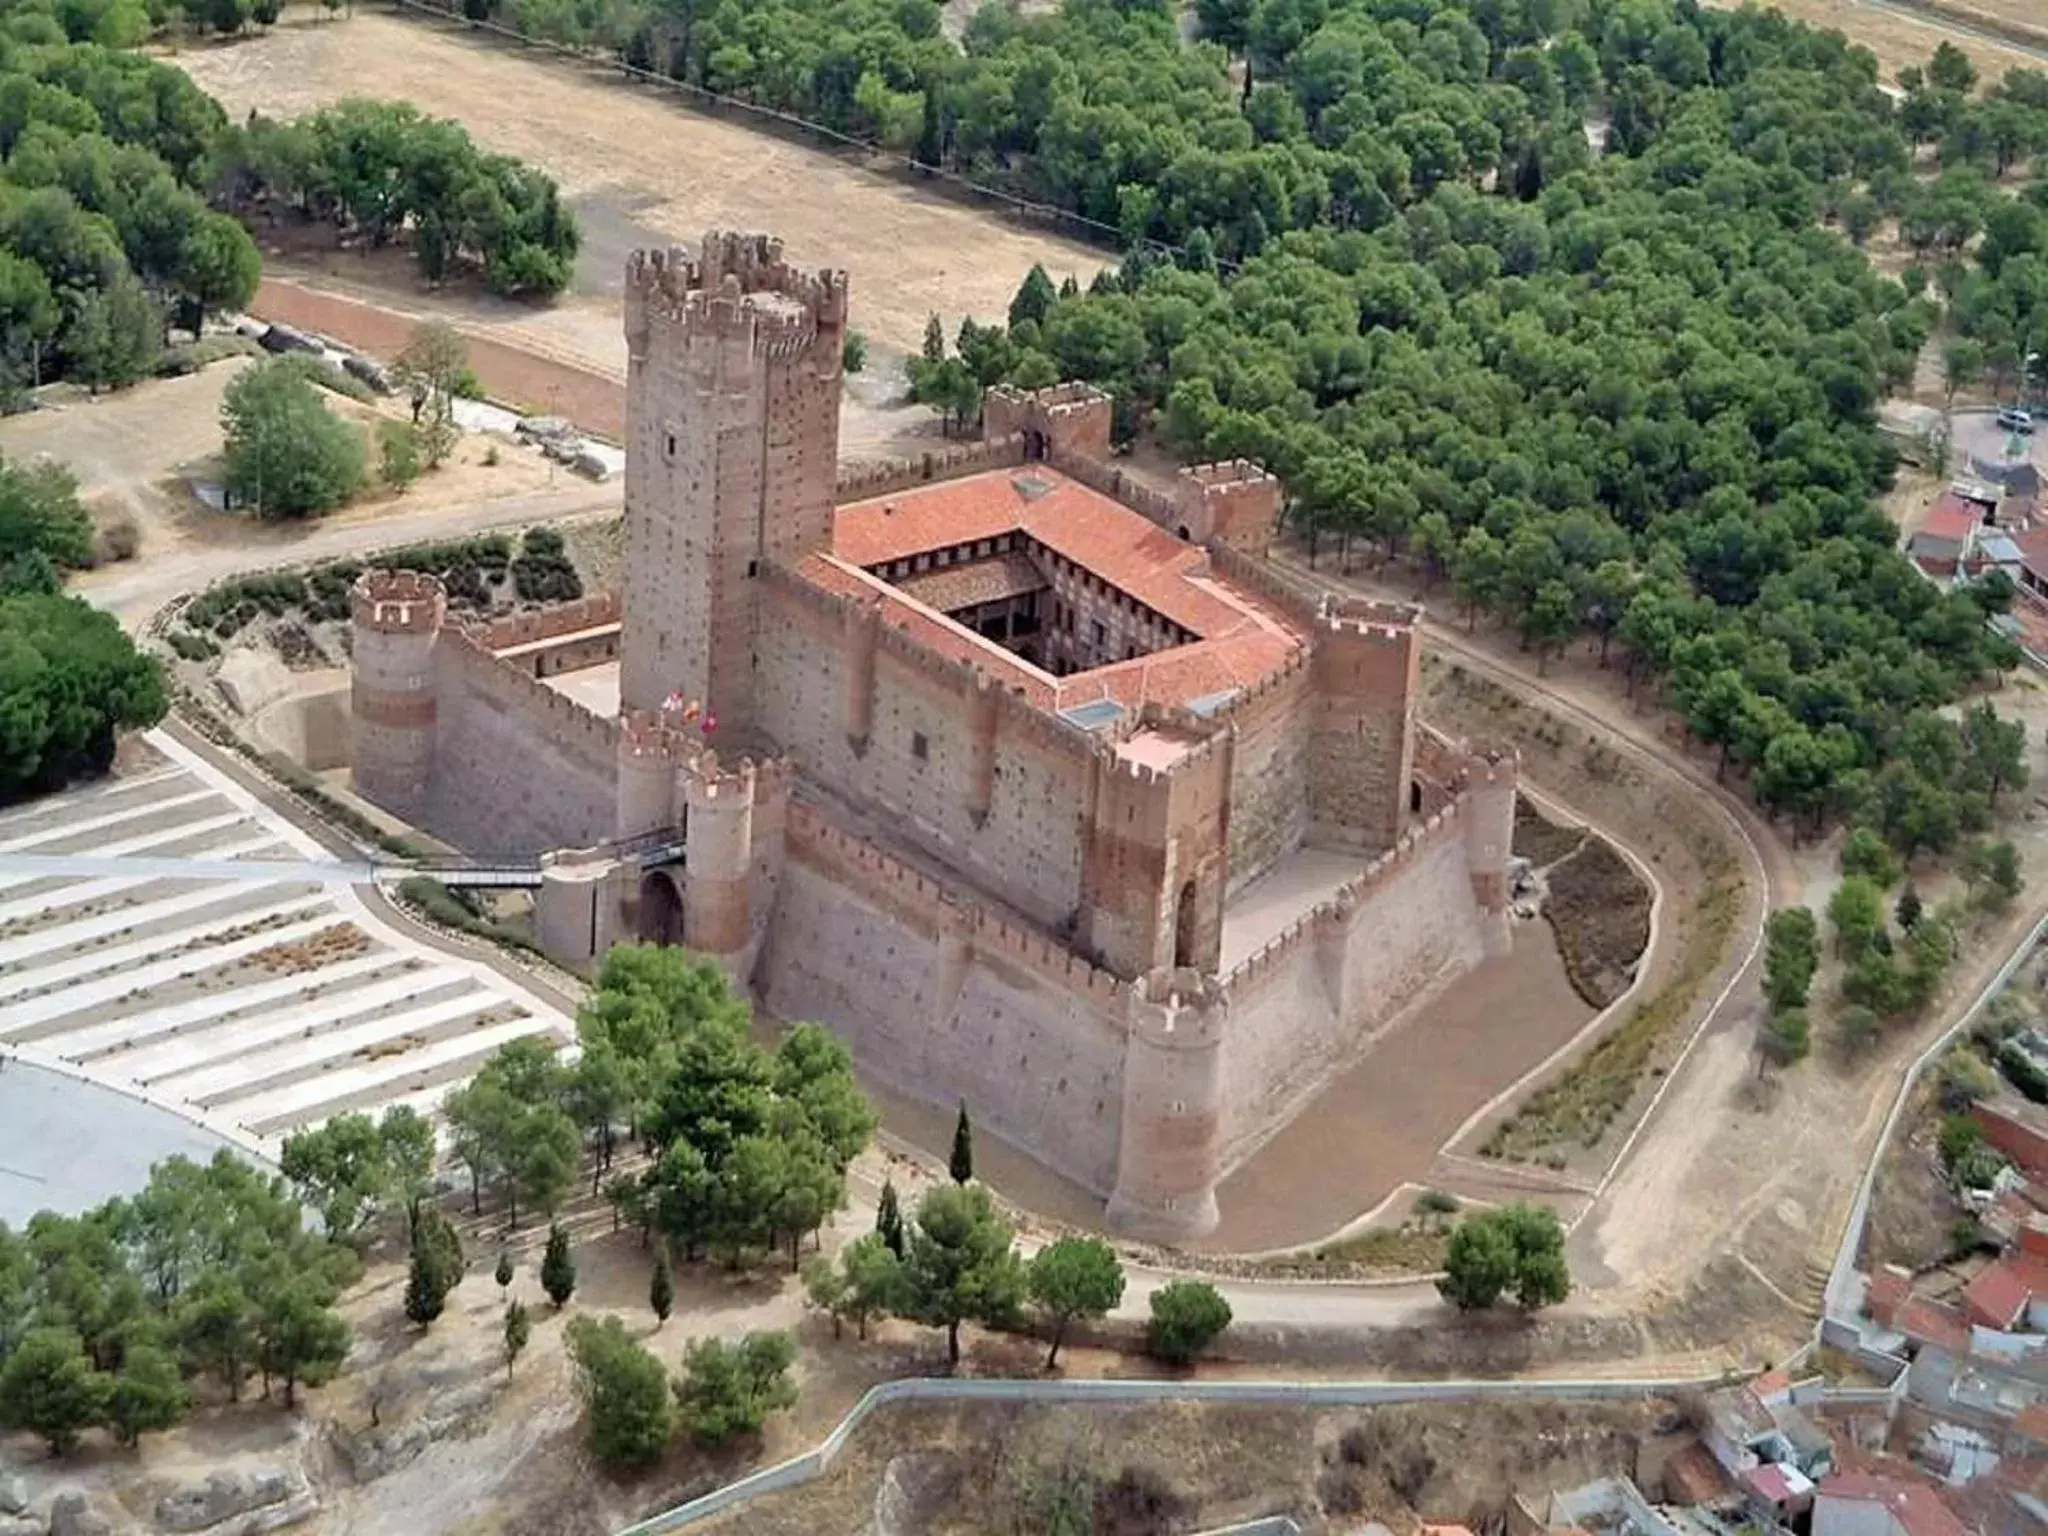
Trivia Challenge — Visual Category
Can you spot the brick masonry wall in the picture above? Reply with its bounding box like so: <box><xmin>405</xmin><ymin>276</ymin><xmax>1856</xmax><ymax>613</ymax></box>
<box><xmin>757</xmin><ymin>855</ymin><xmax>1127</xmax><ymax>1197</ymax></box>
<box><xmin>755</xmin><ymin>588</ymin><xmax>1090</xmax><ymax>929</ymax></box>
<box><xmin>1224</xmin><ymin>663</ymin><xmax>1311</xmax><ymax>896</ymax></box>
<box><xmin>424</xmin><ymin>643</ymin><xmax>619</xmax><ymax>858</ymax></box>
<box><xmin>1216</xmin><ymin>822</ymin><xmax>1486</xmax><ymax>1172</ymax></box>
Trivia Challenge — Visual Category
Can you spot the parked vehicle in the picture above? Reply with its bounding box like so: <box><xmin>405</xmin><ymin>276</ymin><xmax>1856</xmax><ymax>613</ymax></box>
<box><xmin>1997</xmin><ymin>407</ymin><xmax>2035</xmax><ymax>435</ymax></box>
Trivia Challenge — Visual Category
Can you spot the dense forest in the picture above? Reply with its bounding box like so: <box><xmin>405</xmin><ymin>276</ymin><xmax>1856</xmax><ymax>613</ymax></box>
<box><xmin>441</xmin><ymin>0</ymin><xmax>2048</xmax><ymax>852</ymax></box>
<box><xmin>0</xmin><ymin>0</ymin><xmax>579</xmax><ymax>397</ymax></box>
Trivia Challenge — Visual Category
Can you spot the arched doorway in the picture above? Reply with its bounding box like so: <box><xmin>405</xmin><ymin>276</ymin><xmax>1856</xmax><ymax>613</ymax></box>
<box><xmin>1173</xmin><ymin>879</ymin><xmax>1199</xmax><ymax>968</ymax></box>
<box><xmin>1410</xmin><ymin>780</ymin><xmax>1424</xmax><ymax>814</ymax></box>
<box><xmin>638</xmin><ymin>868</ymin><xmax>684</xmax><ymax>946</ymax></box>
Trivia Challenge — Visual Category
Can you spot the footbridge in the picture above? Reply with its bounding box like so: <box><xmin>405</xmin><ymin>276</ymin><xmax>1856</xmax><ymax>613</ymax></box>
<box><xmin>0</xmin><ymin>832</ymin><xmax>687</xmax><ymax>894</ymax></box>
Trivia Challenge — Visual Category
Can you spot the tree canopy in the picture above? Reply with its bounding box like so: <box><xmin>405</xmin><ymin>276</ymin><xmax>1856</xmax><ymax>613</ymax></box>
<box><xmin>0</xmin><ymin>1150</ymin><xmax>359</xmax><ymax>1452</ymax></box>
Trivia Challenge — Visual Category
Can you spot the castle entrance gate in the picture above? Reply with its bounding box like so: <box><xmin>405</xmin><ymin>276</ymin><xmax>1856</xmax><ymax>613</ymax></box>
<box><xmin>638</xmin><ymin>867</ymin><xmax>684</xmax><ymax>946</ymax></box>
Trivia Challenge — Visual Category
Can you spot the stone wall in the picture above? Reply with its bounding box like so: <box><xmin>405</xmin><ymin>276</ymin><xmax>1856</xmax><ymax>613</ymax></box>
<box><xmin>759</xmin><ymin>805</ymin><xmax>1129</xmax><ymax>1195</ymax></box>
<box><xmin>834</xmin><ymin>435</ymin><xmax>1028</xmax><ymax>503</ymax></box>
<box><xmin>1221</xmin><ymin>653</ymin><xmax>1312</xmax><ymax>895</ymax></box>
<box><xmin>425</xmin><ymin>633</ymin><xmax>620</xmax><ymax>857</ymax></box>
<box><xmin>754</xmin><ymin>577</ymin><xmax>1094</xmax><ymax>930</ymax></box>
<box><xmin>1215</xmin><ymin>799</ymin><xmax>1487</xmax><ymax>1170</ymax></box>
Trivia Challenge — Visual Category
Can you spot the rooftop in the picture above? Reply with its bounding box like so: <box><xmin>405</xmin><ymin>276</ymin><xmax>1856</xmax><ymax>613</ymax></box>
<box><xmin>1743</xmin><ymin>1463</ymin><xmax>1812</xmax><ymax>1505</ymax></box>
<box><xmin>1819</xmin><ymin>1471</ymin><xmax>1970</xmax><ymax>1536</ymax></box>
<box><xmin>810</xmin><ymin>466</ymin><xmax>1308</xmax><ymax>716</ymax></box>
<box><xmin>1965</xmin><ymin>1253</ymin><xmax>2048</xmax><ymax>1330</ymax></box>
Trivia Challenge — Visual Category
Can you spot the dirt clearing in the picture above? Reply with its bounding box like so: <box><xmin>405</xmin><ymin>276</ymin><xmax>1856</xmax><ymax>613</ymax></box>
<box><xmin>692</xmin><ymin>1396</ymin><xmax>1682</xmax><ymax>1536</ymax></box>
<box><xmin>164</xmin><ymin>13</ymin><xmax>1109</xmax><ymax>360</ymax></box>
<box><xmin>0</xmin><ymin>360</ymin><xmax>557</xmax><ymax>572</ymax></box>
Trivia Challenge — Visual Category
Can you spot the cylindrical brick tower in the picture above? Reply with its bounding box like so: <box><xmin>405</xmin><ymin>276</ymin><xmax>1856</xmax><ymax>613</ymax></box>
<box><xmin>1462</xmin><ymin>739</ymin><xmax>1519</xmax><ymax>959</ymax></box>
<box><xmin>1107</xmin><ymin>967</ymin><xmax>1227</xmax><ymax>1243</ymax></box>
<box><xmin>349</xmin><ymin>569</ymin><xmax>445</xmax><ymax>822</ymax></box>
<box><xmin>615</xmin><ymin>709</ymin><xmax>678</xmax><ymax>841</ymax></box>
<box><xmin>680</xmin><ymin>752</ymin><xmax>756</xmax><ymax>970</ymax></box>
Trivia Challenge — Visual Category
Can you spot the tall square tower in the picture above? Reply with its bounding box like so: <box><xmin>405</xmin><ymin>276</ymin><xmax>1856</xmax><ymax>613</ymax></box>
<box><xmin>620</xmin><ymin>233</ymin><xmax>848</xmax><ymax>741</ymax></box>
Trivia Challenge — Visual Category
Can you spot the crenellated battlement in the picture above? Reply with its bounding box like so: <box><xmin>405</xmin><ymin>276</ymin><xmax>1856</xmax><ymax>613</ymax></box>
<box><xmin>1103</xmin><ymin>710</ymin><xmax>1233</xmax><ymax>788</ymax></box>
<box><xmin>985</xmin><ymin>382</ymin><xmax>1113</xmax><ymax>463</ymax></box>
<box><xmin>473</xmin><ymin>593</ymin><xmax>622</xmax><ymax>653</ymax></box>
<box><xmin>1128</xmin><ymin>967</ymin><xmax>1228</xmax><ymax>1049</ymax></box>
<box><xmin>759</xmin><ymin>563</ymin><xmax>1095</xmax><ymax>762</ymax></box>
<box><xmin>681</xmin><ymin>748</ymin><xmax>758</xmax><ymax>804</ymax></box>
<box><xmin>351</xmin><ymin>569</ymin><xmax>446</xmax><ymax>634</ymax></box>
<box><xmin>1317</xmin><ymin>594</ymin><xmax>1423</xmax><ymax>645</ymax></box>
<box><xmin>1223</xmin><ymin>791</ymin><xmax>1471</xmax><ymax>997</ymax></box>
<box><xmin>834</xmin><ymin>435</ymin><xmax>1028</xmax><ymax>503</ymax></box>
<box><xmin>786</xmin><ymin>800</ymin><xmax>1129</xmax><ymax>1008</ymax></box>
<box><xmin>625</xmin><ymin>234</ymin><xmax>848</xmax><ymax>340</ymax></box>
<box><xmin>438</xmin><ymin>626</ymin><xmax>621</xmax><ymax>765</ymax></box>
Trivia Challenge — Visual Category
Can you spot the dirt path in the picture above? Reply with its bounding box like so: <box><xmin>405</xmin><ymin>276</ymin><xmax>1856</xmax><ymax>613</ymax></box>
<box><xmin>165</xmin><ymin>11</ymin><xmax>1108</xmax><ymax>358</ymax></box>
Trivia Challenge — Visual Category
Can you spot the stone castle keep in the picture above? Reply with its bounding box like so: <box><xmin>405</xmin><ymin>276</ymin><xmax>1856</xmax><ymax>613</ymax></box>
<box><xmin>347</xmin><ymin>232</ymin><xmax>1520</xmax><ymax>1241</ymax></box>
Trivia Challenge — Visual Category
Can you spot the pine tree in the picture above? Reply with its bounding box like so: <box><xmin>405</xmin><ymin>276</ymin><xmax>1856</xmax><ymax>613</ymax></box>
<box><xmin>875</xmin><ymin>1179</ymin><xmax>905</xmax><ymax>1257</ymax></box>
<box><xmin>1898</xmin><ymin>885</ymin><xmax>1924</xmax><ymax>932</ymax></box>
<box><xmin>541</xmin><ymin>1222</ymin><xmax>577</xmax><ymax>1308</ymax></box>
<box><xmin>502</xmin><ymin>1300</ymin><xmax>530</xmax><ymax>1378</ymax></box>
<box><xmin>949</xmin><ymin>1102</ymin><xmax>974</xmax><ymax>1185</ymax></box>
<box><xmin>649</xmin><ymin>1248</ymin><xmax>674</xmax><ymax>1327</ymax></box>
<box><xmin>404</xmin><ymin>1210</ymin><xmax>463</xmax><ymax>1327</ymax></box>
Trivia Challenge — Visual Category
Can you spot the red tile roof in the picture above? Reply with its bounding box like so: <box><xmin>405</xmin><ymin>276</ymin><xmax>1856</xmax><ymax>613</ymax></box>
<box><xmin>1745</xmin><ymin>1464</ymin><xmax>1804</xmax><ymax>1505</ymax></box>
<box><xmin>1665</xmin><ymin>1442</ymin><xmax>1736</xmax><ymax>1505</ymax></box>
<box><xmin>1896</xmin><ymin>1298</ymin><xmax>1972</xmax><ymax>1354</ymax></box>
<box><xmin>1867</xmin><ymin>1267</ymin><xmax>1913</xmax><ymax>1328</ymax></box>
<box><xmin>1818</xmin><ymin>1471</ymin><xmax>1970</xmax><ymax>1536</ymax></box>
<box><xmin>1964</xmin><ymin>1254</ymin><xmax>2048</xmax><ymax>1331</ymax></box>
<box><xmin>813</xmin><ymin>467</ymin><xmax>1308</xmax><ymax>716</ymax></box>
<box><xmin>1916</xmin><ymin>497</ymin><xmax>1981</xmax><ymax>549</ymax></box>
<box><xmin>2013</xmin><ymin>1403</ymin><xmax>2048</xmax><ymax>1446</ymax></box>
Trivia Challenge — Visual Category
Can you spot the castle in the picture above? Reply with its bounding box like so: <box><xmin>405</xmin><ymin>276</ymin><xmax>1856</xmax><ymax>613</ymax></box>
<box><xmin>347</xmin><ymin>232</ymin><xmax>1520</xmax><ymax>1242</ymax></box>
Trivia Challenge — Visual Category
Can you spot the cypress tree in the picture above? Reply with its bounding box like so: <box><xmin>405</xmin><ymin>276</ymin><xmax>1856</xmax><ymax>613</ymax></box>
<box><xmin>649</xmin><ymin>1248</ymin><xmax>674</xmax><ymax>1326</ymax></box>
<box><xmin>949</xmin><ymin>1102</ymin><xmax>974</xmax><ymax>1185</ymax></box>
<box><xmin>876</xmin><ymin>1179</ymin><xmax>905</xmax><ymax>1256</ymax></box>
<box><xmin>541</xmin><ymin>1222</ymin><xmax>577</xmax><ymax>1308</ymax></box>
<box><xmin>494</xmin><ymin>1250</ymin><xmax>513</xmax><ymax>1296</ymax></box>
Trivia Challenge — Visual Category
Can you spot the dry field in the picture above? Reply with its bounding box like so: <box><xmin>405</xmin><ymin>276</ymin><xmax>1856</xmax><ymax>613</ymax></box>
<box><xmin>1701</xmin><ymin>0</ymin><xmax>2045</xmax><ymax>84</ymax></box>
<box><xmin>164</xmin><ymin>11</ymin><xmax>1109</xmax><ymax>362</ymax></box>
<box><xmin>692</xmin><ymin>1396</ymin><xmax>1680</xmax><ymax>1536</ymax></box>
<box><xmin>0</xmin><ymin>358</ymin><xmax>557</xmax><ymax>571</ymax></box>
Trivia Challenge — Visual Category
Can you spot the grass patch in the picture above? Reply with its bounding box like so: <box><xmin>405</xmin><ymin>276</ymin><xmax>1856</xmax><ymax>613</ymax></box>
<box><xmin>158</xmin><ymin>333</ymin><xmax>265</xmax><ymax>376</ymax></box>
<box><xmin>272</xmin><ymin>352</ymin><xmax>376</xmax><ymax>403</ymax></box>
<box><xmin>1481</xmin><ymin>877</ymin><xmax>1743</xmax><ymax>1164</ymax></box>
<box><xmin>394</xmin><ymin>875</ymin><xmax>539</xmax><ymax>956</ymax></box>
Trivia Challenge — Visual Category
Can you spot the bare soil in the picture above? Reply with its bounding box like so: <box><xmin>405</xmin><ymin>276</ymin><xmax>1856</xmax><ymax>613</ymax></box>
<box><xmin>1547</xmin><ymin>838</ymin><xmax>1655</xmax><ymax>1010</ymax></box>
<box><xmin>1862</xmin><ymin>1077</ymin><xmax>1965</xmax><ymax>1275</ymax></box>
<box><xmin>0</xmin><ymin>358</ymin><xmax>557</xmax><ymax>572</ymax></box>
<box><xmin>1199</xmin><ymin>924</ymin><xmax>1594</xmax><ymax>1253</ymax></box>
<box><xmin>163</xmin><ymin>11</ymin><xmax>1109</xmax><ymax>361</ymax></box>
<box><xmin>691</xmin><ymin>1396</ymin><xmax>1682</xmax><ymax>1536</ymax></box>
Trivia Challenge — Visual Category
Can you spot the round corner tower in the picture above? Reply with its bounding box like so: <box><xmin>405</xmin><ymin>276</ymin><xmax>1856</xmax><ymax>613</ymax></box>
<box><xmin>620</xmin><ymin>234</ymin><xmax>849</xmax><ymax>743</ymax></box>
<box><xmin>615</xmin><ymin>709</ymin><xmax>681</xmax><ymax>841</ymax></box>
<box><xmin>679</xmin><ymin>750</ymin><xmax>757</xmax><ymax>969</ymax></box>
<box><xmin>1461</xmin><ymin>738</ymin><xmax>1519</xmax><ymax>958</ymax></box>
<box><xmin>349</xmin><ymin>569</ymin><xmax>445</xmax><ymax>821</ymax></box>
<box><xmin>1108</xmin><ymin>967</ymin><xmax>1228</xmax><ymax>1244</ymax></box>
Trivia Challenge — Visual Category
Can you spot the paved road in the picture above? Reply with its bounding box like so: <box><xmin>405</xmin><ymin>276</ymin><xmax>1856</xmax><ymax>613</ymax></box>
<box><xmin>78</xmin><ymin>480</ymin><xmax>621</xmax><ymax>631</ymax></box>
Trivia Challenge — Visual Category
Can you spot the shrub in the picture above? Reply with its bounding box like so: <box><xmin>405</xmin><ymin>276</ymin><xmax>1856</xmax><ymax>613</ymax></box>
<box><xmin>1145</xmin><ymin>1280</ymin><xmax>1231</xmax><ymax>1365</ymax></box>
<box><xmin>2000</xmin><ymin>1040</ymin><xmax>2048</xmax><ymax>1104</ymax></box>
<box><xmin>565</xmin><ymin>1316</ymin><xmax>672</xmax><ymax>1468</ymax></box>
